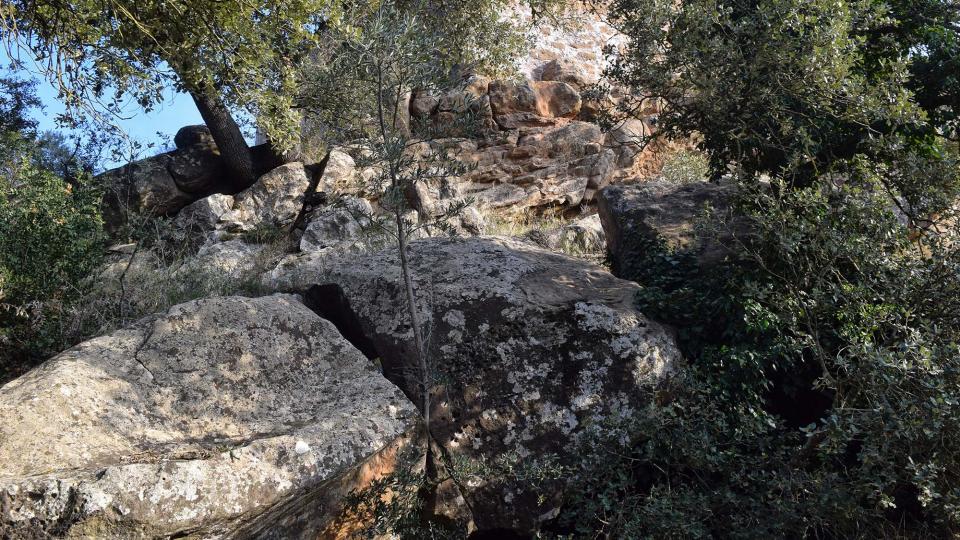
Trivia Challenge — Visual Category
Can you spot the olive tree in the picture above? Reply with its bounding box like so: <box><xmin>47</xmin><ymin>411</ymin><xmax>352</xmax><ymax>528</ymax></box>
<box><xmin>550</xmin><ymin>1</ymin><xmax>960</xmax><ymax>536</ymax></box>
<box><xmin>0</xmin><ymin>0</ymin><xmax>338</xmax><ymax>187</ymax></box>
<box><xmin>300</xmin><ymin>0</ymin><xmax>533</xmax><ymax>434</ymax></box>
<box><xmin>297</xmin><ymin>1</ymin><xmax>550</xmax><ymax>533</ymax></box>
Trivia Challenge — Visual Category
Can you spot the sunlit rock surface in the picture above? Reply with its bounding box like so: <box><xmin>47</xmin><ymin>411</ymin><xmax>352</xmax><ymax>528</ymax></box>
<box><xmin>0</xmin><ymin>294</ymin><xmax>419</xmax><ymax>538</ymax></box>
<box><xmin>266</xmin><ymin>236</ymin><xmax>681</xmax><ymax>534</ymax></box>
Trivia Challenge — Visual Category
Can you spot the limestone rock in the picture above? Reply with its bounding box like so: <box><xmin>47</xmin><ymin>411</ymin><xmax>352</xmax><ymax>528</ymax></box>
<box><xmin>173</xmin><ymin>125</ymin><xmax>216</xmax><ymax>149</ymax></box>
<box><xmin>597</xmin><ymin>179</ymin><xmax>739</xmax><ymax>279</ymax></box>
<box><xmin>222</xmin><ymin>162</ymin><xmax>311</xmax><ymax>232</ymax></box>
<box><xmin>540</xmin><ymin>59</ymin><xmax>591</xmax><ymax>90</ymax></box>
<box><xmin>266</xmin><ymin>236</ymin><xmax>681</xmax><ymax>534</ymax></box>
<box><xmin>97</xmin><ymin>144</ymin><xmax>236</xmax><ymax>233</ymax></box>
<box><xmin>318</xmin><ymin>150</ymin><xmax>357</xmax><ymax>192</ymax></box>
<box><xmin>98</xmin><ymin>154</ymin><xmax>195</xmax><ymax>232</ymax></box>
<box><xmin>0</xmin><ymin>295</ymin><xmax>420</xmax><ymax>538</ymax></box>
<box><xmin>176</xmin><ymin>239</ymin><xmax>265</xmax><ymax>278</ymax></box>
<box><xmin>450</xmin><ymin>121</ymin><xmax>616</xmax><ymax>209</ymax></box>
<box><xmin>532</xmin><ymin>81</ymin><xmax>582</xmax><ymax>118</ymax></box>
<box><xmin>488</xmin><ymin>80</ymin><xmax>581</xmax><ymax>129</ymax></box>
<box><xmin>300</xmin><ymin>197</ymin><xmax>372</xmax><ymax>253</ymax></box>
<box><xmin>514</xmin><ymin>4</ymin><xmax>622</xmax><ymax>85</ymax></box>
<box><xmin>168</xmin><ymin>193</ymin><xmax>235</xmax><ymax>245</ymax></box>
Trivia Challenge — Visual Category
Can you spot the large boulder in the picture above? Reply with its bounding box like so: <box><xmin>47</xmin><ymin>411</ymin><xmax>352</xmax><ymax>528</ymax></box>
<box><xmin>597</xmin><ymin>179</ymin><xmax>738</xmax><ymax>279</ymax></box>
<box><xmin>0</xmin><ymin>295</ymin><xmax>420</xmax><ymax>538</ymax></box>
<box><xmin>488</xmin><ymin>80</ymin><xmax>581</xmax><ymax>129</ymax></box>
<box><xmin>166</xmin><ymin>144</ymin><xmax>227</xmax><ymax>195</ymax></box>
<box><xmin>265</xmin><ymin>236</ymin><xmax>681</xmax><ymax>534</ymax></box>
<box><xmin>98</xmin><ymin>153</ymin><xmax>197</xmax><ymax>232</ymax></box>
<box><xmin>97</xmin><ymin>141</ymin><xmax>233</xmax><ymax>233</ymax></box>
<box><xmin>221</xmin><ymin>162</ymin><xmax>311</xmax><ymax>232</ymax></box>
<box><xmin>173</xmin><ymin>125</ymin><xmax>216</xmax><ymax>149</ymax></box>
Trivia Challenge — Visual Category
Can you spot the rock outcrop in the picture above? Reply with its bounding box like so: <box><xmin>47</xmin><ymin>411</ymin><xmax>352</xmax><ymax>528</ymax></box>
<box><xmin>220</xmin><ymin>162</ymin><xmax>311</xmax><ymax>233</ymax></box>
<box><xmin>597</xmin><ymin>179</ymin><xmax>738</xmax><ymax>279</ymax></box>
<box><xmin>0</xmin><ymin>295</ymin><xmax>419</xmax><ymax>538</ymax></box>
<box><xmin>405</xmin><ymin>75</ymin><xmax>657</xmax><ymax>214</ymax></box>
<box><xmin>265</xmin><ymin>236</ymin><xmax>681</xmax><ymax>534</ymax></box>
<box><xmin>98</xmin><ymin>126</ymin><xmax>292</xmax><ymax>233</ymax></box>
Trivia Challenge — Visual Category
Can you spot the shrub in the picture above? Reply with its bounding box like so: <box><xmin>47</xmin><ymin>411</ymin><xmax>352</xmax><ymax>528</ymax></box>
<box><xmin>0</xmin><ymin>165</ymin><xmax>105</xmax><ymax>380</ymax></box>
<box><xmin>554</xmin><ymin>174</ymin><xmax>960</xmax><ymax>537</ymax></box>
<box><xmin>659</xmin><ymin>148</ymin><xmax>710</xmax><ymax>185</ymax></box>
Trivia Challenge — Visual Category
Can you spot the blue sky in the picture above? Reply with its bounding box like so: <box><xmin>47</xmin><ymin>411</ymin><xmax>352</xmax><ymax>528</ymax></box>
<box><xmin>3</xmin><ymin>48</ymin><xmax>205</xmax><ymax>169</ymax></box>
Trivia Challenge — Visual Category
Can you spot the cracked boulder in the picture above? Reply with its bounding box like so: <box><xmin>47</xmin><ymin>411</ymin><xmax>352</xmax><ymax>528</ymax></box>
<box><xmin>0</xmin><ymin>294</ymin><xmax>420</xmax><ymax>538</ymax></box>
<box><xmin>266</xmin><ymin>236</ymin><xmax>681</xmax><ymax>534</ymax></box>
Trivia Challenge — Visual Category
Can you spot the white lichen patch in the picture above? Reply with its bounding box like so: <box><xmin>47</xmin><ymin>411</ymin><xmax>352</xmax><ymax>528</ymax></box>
<box><xmin>294</xmin><ymin>440</ymin><xmax>311</xmax><ymax>455</ymax></box>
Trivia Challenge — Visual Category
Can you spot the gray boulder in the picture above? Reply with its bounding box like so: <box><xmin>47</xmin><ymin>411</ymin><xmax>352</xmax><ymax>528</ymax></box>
<box><xmin>173</xmin><ymin>125</ymin><xmax>216</xmax><ymax>149</ymax></box>
<box><xmin>0</xmin><ymin>295</ymin><xmax>420</xmax><ymax>538</ymax></box>
<box><xmin>174</xmin><ymin>239</ymin><xmax>265</xmax><ymax>280</ymax></box>
<box><xmin>265</xmin><ymin>236</ymin><xmax>681</xmax><ymax>534</ymax></box>
<box><xmin>97</xmin><ymin>145</ymin><xmax>234</xmax><ymax>233</ymax></box>
<box><xmin>300</xmin><ymin>196</ymin><xmax>372</xmax><ymax>253</ymax></box>
<box><xmin>221</xmin><ymin>162</ymin><xmax>311</xmax><ymax>232</ymax></box>
<box><xmin>98</xmin><ymin>154</ymin><xmax>196</xmax><ymax>232</ymax></box>
<box><xmin>525</xmin><ymin>214</ymin><xmax>606</xmax><ymax>255</ymax></box>
<box><xmin>597</xmin><ymin>179</ymin><xmax>738</xmax><ymax>279</ymax></box>
<box><xmin>167</xmin><ymin>193</ymin><xmax>235</xmax><ymax>247</ymax></box>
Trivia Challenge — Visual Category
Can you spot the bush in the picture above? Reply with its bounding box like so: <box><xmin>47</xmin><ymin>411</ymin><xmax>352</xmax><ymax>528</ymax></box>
<box><xmin>554</xmin><ymin>174</ymin><xmax>960</xmax><ymax>537</ymax></box>
<box><xmin>659</xmin><ymin>148</ymin><xmax>710</xmax><ymax>185</ymax></box>
<box><xmin>0</xmin><ymin>166</ymin><xmax>105</xmax><ymax>380</ymax></box>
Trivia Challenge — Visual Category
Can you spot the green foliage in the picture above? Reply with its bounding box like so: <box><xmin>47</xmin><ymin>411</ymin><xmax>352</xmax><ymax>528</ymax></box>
<box><xmin>0</xmin><ymin>166</ymin><xmax>105</xmax><ymax>379</ymax></box>
<box><xmin>555</xmin><ymin>176</ymin><xmax>960</xmax><ymax>537</ymax></box>
<box><xmin>603</xmin><ymin>0</ymin><xmax>959</xmax><ymax>186</ymax></box>
<box><xmin>554</xmin><ymin>2</ymin><xmax>960</xmax><ymax>534</ymax></box>
<box><xmin>1</xmin><ymin>0</ymin><xmax>338</xmax><ymax>147</ymax></box>
<box><xmin>659</xmin><ymin>148</ymin><xmax>711</xmax><ymax>185</ymax></box>
<box><xmin>0</xmin><ymin>74</ymin><xmax>39</xmax><ymax>135</ymax></box>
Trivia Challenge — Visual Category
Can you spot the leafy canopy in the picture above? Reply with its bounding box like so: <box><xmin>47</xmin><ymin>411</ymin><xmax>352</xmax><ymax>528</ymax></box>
<box><xmin>0</xmin><ymin>0</ymin><xmax>341</xmax><ymax>147</ymax></box>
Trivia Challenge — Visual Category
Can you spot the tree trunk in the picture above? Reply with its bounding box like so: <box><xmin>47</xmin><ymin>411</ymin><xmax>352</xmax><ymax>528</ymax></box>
<box><xmin>190</xmin><ymin>89</ymin><xmax>258</xmax><ymax>191</ymax></box>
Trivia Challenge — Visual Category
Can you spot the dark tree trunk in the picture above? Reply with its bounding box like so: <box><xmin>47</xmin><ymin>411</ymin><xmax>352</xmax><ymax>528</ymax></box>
<box><xmin>190</xmin><ymin>89</ymin><xmax>258</xmax><ymax>191</ymax></box>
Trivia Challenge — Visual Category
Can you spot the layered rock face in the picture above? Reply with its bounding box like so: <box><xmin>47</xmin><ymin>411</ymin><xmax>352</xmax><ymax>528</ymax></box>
<box><xmin>408</xmin><ymin>77</ymin><xmax>655</xmax><ymax>214</ymax></box>
<box><xmin>0</xmin><ymin>295</ymin><xmax>419</xmax><ymax>538</ymax></box>
<box><xmin>512</xmin><ymin>2</ymin><xmax>622</xmax><ymax>85</ymax></box>
<box><xmin>266</xmin><ymin>236</ymin><xmax>681</xmax><ymax>534</ymax></box>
